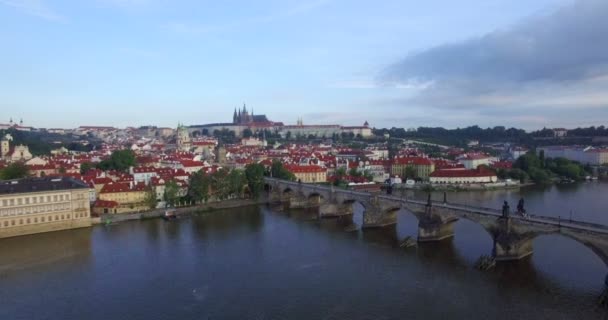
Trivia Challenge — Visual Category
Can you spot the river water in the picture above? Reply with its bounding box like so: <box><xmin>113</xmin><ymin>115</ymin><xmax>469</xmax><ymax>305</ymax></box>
<box><xmin>1</xmin><ymin>183</ymin><xmax>607</xmax><ymax>319</ymax></box>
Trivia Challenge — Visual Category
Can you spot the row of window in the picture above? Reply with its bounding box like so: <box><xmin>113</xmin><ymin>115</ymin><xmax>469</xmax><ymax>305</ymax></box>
<box><xmin>0</xmin><ymin>212</ymin><xmax>89</xmax><ymax>228</ymax></box>
<box><xmin>0</xmin><ymin>193</ymin><xmax>70</xmax><ymax>207</ymax></box>
<box><xmin>0</xmin><ymin>203</ymin><xmax>72</xmax><ymax>217</ymax></box>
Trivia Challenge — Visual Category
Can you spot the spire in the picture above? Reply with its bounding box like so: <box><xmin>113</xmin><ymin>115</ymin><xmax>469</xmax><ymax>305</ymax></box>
<box><xmin>233</xmin><ymin>108</ymin><xmax>237</xmax><ymax>123</ymax></box>
<box><xmin>243</xmin><ymin>103</ymin><xmax>247</xmax><ymax>113</ymax></box>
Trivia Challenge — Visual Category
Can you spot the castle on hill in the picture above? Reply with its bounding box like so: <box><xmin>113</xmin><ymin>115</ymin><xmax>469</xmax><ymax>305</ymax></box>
<box><xmin>188</xmin><ymin>104</ymin><xmax>372</xmax><ymax>138</ymax></box>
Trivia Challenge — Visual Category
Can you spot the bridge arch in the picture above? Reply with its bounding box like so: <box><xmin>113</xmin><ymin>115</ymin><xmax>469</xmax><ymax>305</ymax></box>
<box><xmin>451</xmin><ymin>217</ymin><xmax>496</xmax><ymax>264</ymax></box>
<box><xmin>533</xmin><ymin>231</ymin><xmax>608</xmax><ymax>268</ymax></box>
<box><xmin>530</xmin><ymin>232</ymin><xmax>608</xmax><ymax>290</ymax></box>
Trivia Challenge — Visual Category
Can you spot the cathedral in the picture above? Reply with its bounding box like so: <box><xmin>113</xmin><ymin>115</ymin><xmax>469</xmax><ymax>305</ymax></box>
<box><xmin>232</xmin><ymin>104</ymin><xmax>270</xmax><ymax>125</ymax></box>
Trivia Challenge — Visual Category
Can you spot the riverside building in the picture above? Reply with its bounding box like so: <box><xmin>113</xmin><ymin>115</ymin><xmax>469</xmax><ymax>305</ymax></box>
<box><xmin>0</xmin><ymin>177</ymin><xmax>92</xmax><ymax>239</ymax></box>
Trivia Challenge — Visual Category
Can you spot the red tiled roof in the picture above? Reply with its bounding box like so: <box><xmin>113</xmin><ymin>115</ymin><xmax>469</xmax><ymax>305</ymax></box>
<box><xmin>392</xmin><ymin>157</ymin><xmax>433</xmax><ymax>166</ymax></box>
<box><xmin>430</xmin><ymin>169</ymin><xmax>496</xmax><ymax>178</ymax></box>
<box><xmin>94</xmin><ymin>200</ymin><xmax>119</xmax><ymax>208</ymax></box>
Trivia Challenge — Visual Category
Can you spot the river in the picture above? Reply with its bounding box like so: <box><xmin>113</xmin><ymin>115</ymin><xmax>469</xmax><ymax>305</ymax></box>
<box><xmin>1</xmin><ymin>182</ymin><xmax>607</xmax><ymax>319</ymax></box>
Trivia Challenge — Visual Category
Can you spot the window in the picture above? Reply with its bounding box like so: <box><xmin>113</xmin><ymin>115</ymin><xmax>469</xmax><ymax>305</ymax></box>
<box><xmin>26</xmin><ymin>218</ymin><xmax>30</xmax><ymax>224</ymax></box>
<box><xmin>54</xmin><ymin>195</ymin><xmax>58</xmax><ymax>202</ymax></box>
<box><xmin>19</xmin><ymin>219</ymin><xmax>23</xmax><ymax>225</ymax></box>
<box><xmin>3</xmin><ymin>221</ymin><xmax>7</xmax><ymax>227</ymax></box>
<box><xmin>17</xmin><ymin>198</ymin><xmax>22</xmax><ymax>205</ymax></box>
<box><xmin>41</xmin><ymin>217</ymin><xmax>45</xmax><ymax>222</ymax></box>
<box><xmin>61</xmin><ymin>215</ymin><xmax>65</xmax><ymax>220</ymax></box>
<box><xmin>2</xmin><ymin>200</ymin><xmax>6</xmax><ymax>206</ymax></box>
<box><xmin>55</xmin><ymin>216</ymin><xmax>59</xmax><ymax>221</ymax></box>
<box><xmin>47</xmin><ymin>196</ymin><xmax>51</xmax><ymax>202</ymax></box>
<box><xmin>34</xmin><ymin>217</ymin><xmax>38</xmax><ymax>223</ymax></box>
<box><xmin>33</xmin><ymin>197</ymin><xmax>37</xmax><ymax>204</ymax></box>
<box><xmin>25</xmin><ymin>198</ymin><xmax>30</xmax><ymax>204</ymax></box>
<box><xmin>67</xmin><ymin>214</ymin><xmax>70</xmax><ymax>219</ymax></box>
<box><xmin>11</xmin><ymin>220</ymin><xmax>15</xmax><ymax>226</ymax></box>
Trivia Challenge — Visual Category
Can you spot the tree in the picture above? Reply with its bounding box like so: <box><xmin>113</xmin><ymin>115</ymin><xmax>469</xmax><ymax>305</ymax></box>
<box><xmin>243</xmin><ymin>128</ymin><xmax>253</xmax><ymax>138</ymax></box>
<box><xmin>227</xmin><ymin>169</ymin><xmax>246</xmax><ymax>198</ymax></box>
<box><xmin>285</xmin><ymin>131</ymin><xmax>292</xmax><ymax>140</ymax></box>
<box><xmin>189</xmin><ymin>171</ymin><xmax>211</xmax><ymax>203</ymax></box>
<box><xmin>163</xmin><ymin>180</ymin><xmax>180</xmax><ymax>207</ymax></box>
<box><xmin>80</xmin><ymin>162</ymin><xmax>94</xmax><ymax>175</ymax></box>
<box><xmin>245</xmin><ymin>163</ymin><xmax>265</xmax><ymax>199</ymax></box>
<box><xmin>404</xmin><ymin>166</ymin><xmax>416</xmax><ymax>179</ymax></box>
<box><xmin>348</xmin><ymin>167</ymin><xmax>362</xmax><ymax>177</ymax></box>
<box><xmin>210</xmin><ymin>168</ymin><xmax>230</xmax><ymax>200</ymax></box>
<box><xmin>97</xmin><ymin>149</ymin><xmax>136</xmax><ymax>172</ymax></box>
<box><xmin>144</xmin><ymin>187</ymin><xmax>158</xmax><ymax>209</ymax></box>
<box><xmin>539</xmin><ymin>150</ymin><xmax>545</xmax><ymax>168</ymax></box>
<box><xmin>0</xmin><ymin>163</ymin><xmax>30</xmax><ymax>180</ymax></box>
<box><xmin>270</xmin><ymin>160</ymin><xmax>296</xmax><ymax>181</ymax></box>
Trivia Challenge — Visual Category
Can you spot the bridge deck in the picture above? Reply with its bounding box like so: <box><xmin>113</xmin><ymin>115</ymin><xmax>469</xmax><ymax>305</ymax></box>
<box><xmin>266</xmin><ymin>178</ymin><xmax>608</xmax><ymax>235</ymax></box>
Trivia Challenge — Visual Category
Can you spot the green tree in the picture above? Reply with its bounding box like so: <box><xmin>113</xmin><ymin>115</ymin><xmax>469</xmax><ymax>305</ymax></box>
<box><xmin>80</xmin><ymin>162</ymin><xmax>94</xmax><ymax>175</ymax></box>
<box><xmin>227</xmin><ymin>169</ymin><xmax>246</xmax><ymax>198</ymax></box>
<box><xmin>285</xmin><ymin>131</ymin><xmax>292</xmax><ymax>140</ymax></box>
<box><xmin>188</xmin><ymin>171</ymin><xmax>211</xmax><ymax>203</ymax></box>
<box><xmin>528</xmin><ymin>167</ymin><xmax>551</xmax><ymax>184</ymax></box>
<box><xmin>539</xmin><ymin>149</ymin><xmax>545</xmax><ymax>168</ymax></box>
<box><xmin>97</xmin><ymin>149</ymin><xmax>136</xmax><ymax>172</ymax></box>
<box><xmin>210</xmin><ymin>168</ymin><xmax>230</xmax><ymax>200</ymax></box>
<box><xmin>348</xmin><ymin>167</ymin><xmax>362</xmax><ymax>177</ymax></box>
<box><xmin>404</xmin><ymin>166</ymin><xmax>416</xmax><ymax>179</ymax></box>
<box><xmin>514</xmin><ymin>152</ymin><xmax>541</xmax><ymax>172</ymax></box>
<box><xmin>163</xmin><ymin>180</ymin><xmax>180</xmax><ymax>207</ymax></box>
<box><xmin>270</xmin><ymin>160</ymin><xmax>296</xmax><ymax>181</ymax></box>
<box><xmin>245</xmin><ymin>163</ymin><xmax>265</xmax><ymax>199</ymax></box>
<box><xmin>243</xmin><ymin>128</ymin><xmax>253</xmax><ymax>138</ymax></box>
<box><xmin>0</xmin><ymin>163</ymin><xmax>30</xmax><ymax>180</ymax></box>
<box><xmin>144</xmin><ymin>187</ymin><xmax>158</xmax><ymax>209</ymax></box>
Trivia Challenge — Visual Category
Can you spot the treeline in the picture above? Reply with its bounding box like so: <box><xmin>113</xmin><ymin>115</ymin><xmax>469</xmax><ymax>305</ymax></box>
<box><xmin>0</xmin><ymin>129</ymin><xmax>97</xmax><ymax>155</ymax></box>
<box><xmin>163</xmin><ymin>160</ymin><xmax>295</xmax><ymax>207</ymax></box>
<box><xmin>496</xmin><ymin>151</ymin><xmax>591</xmax><ymax>183</ymax></box>
<box><xmin>375</xmin><ymin>125</ymin><xmax>608</xmax><ymax>147</ymax></box>
<box><xmin>373</xmin><ymin>126</ymin><xmax>530</xmax><ymax>146</ymax></box>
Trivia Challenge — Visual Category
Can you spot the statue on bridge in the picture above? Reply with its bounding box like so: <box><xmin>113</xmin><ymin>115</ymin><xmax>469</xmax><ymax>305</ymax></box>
<box><xmin>502</xmin><ymin>201</ymin><xmax>510</xmax><ymax>218</ymax></box>
<box><xmin>517</xmin><ymin>198</ymin><xmax>527</xmax><ymax>218</ymax></box>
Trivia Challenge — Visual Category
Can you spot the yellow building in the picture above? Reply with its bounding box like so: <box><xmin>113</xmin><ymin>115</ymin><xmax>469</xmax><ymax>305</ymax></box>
<box><xmin>285</xmin><ymin>165</ymin><xmax>327</xmax><ymax>183</ymax></box>
<box><xmin>0</xmin><ymin>177</ymin><xmax>91</xmax><ymax>239</ymax></box>
<box><xmin>391</xmin><ymin>157</ymin><xmax>435</xmax><ymax>180</ymax></box>
<box><xmin>97</xmin><ymin>182</ymin><xmax>149</xmax><ymax>213</ymax></box>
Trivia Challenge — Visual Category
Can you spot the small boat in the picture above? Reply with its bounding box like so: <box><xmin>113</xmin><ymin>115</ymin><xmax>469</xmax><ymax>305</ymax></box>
<box><xmin>162</xmin><ymin>209</ymin><xmax>177</xmax><ymax>221</ymax></box>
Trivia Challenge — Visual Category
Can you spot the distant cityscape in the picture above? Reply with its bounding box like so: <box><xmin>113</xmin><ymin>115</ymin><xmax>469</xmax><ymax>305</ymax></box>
<box><xmin>1</xmin><ymin>108</ymin><xmax>607</xmax><ymax>239</ymax></box>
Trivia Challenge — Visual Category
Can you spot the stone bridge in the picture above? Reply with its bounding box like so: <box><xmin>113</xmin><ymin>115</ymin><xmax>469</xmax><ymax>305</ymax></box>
<box><xmin>265</xmin><ymin>178</ymin><xmax>608</xmax><ymax>267</ymax></box>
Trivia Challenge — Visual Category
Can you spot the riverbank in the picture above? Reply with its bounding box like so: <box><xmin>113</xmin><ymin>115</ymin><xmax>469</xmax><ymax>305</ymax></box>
<box><xmin>93</xmin><ymin>198</ymin><xmax>266</xmax><ymax>225</ymax></box>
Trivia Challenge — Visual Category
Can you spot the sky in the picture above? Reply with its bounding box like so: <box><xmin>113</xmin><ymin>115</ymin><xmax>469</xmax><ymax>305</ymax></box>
<box><xmin>1</xmin><ymin>0</ymin><xmax>607</xmax><ymax>130</ymax></box>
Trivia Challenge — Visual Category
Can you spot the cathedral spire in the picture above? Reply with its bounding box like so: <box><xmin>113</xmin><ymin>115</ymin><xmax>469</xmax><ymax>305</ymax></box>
<box><xmin>233</xmin><ymin>108</ymin><xmax>237</xmax><ymax>123</ymax></box>
<box><xmin>243</xmin><ymin>103</ymin><xmax>247</xmax><ymax>113</ymax></box>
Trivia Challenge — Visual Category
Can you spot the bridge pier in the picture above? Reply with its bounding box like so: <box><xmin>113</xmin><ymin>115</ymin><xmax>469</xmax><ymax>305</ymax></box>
<box><xmin>418</xmin><ymin>204</ymin><xmax>458</xmax><ymax>242</ymax></box>
<box><xmin>319</xmin><ymin>202</ymin><xmax>352</xmax><ymax>218</ymax></box>
<box><xmin>287</xmin><ymin>192</ymin><xmax>317</xmax><ymax>209</ymax></box>
<box><xmin>362</xmin><ymin>197</ymin><xmax>399</xmax><ymax>229</ymax></box>
<box><xmin>492</xmin><ymin>217</ymin><xmax>534</xmax><ymax>261</ymax></box>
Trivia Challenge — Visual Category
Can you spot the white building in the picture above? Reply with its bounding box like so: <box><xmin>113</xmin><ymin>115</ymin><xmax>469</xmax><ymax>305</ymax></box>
<box><xmin>430</xmin><ymin>169</ymin><xmax>498</xmax><ymax>184</ymax></box>
<box><xmin>538</xmin><ymin>146</ymin><xmax>608</xmax><ymax>165</ymax></box>
<box><xmin>457</xmin><ymin>154</ymin><xmax>496</xmax><ymax>169</ymax></box>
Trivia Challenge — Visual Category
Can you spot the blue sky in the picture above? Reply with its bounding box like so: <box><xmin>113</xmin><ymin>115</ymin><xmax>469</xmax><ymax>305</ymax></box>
<box><xmin>2</xmin><ymin>0</ymin><xmax>606</xmax><ymax>130</ymax></box>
